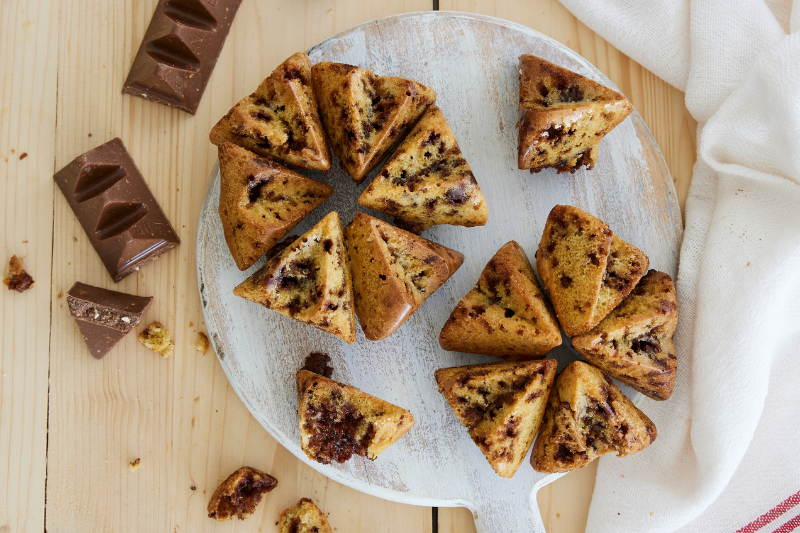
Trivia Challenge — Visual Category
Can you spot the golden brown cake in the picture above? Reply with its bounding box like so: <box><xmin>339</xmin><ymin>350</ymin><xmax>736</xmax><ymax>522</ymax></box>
<box><xmin>217</xmin><ymin>142</ymin><xmax>333</xmax><ymax>270</ymax></box>
<box><xmin>536</xmin><ymin>205</ymin><xmax>648</xmax><ymax>336</ymax></box>
<box><xmin>137</xmin><ymin>321</ymin><xmax>175</xmax><ymax>358</ymax></box>
<box><xmin>311</xmin><ymin>62</ymin><xmax>436</xmax><ymax>183</ymax></box>
<box><xmin>206</xmin><ymin>466</ymin><xmax>278</xmax><ymax>521</ymax></box>
<box><xmin>357</xmin><ymin>105</ymin><xmax>489</xmax><ymax>233</ymax></box>
<box><xmin>233</xmin><ymin>212</ymin><xmax>356</xmax><ymax>344</ymax></box>
<box><xmin>531</xmin><ymin>361</ymin><xmax>657</xmax><ymax>473</ymax></box>
<box><xmin>278</xmin><ymin>498</ymin><xmax>332</xmax><ymax>533</ymax></box>
<box><xmin>296</xmin><ymin>369</ymin><xmax>415</xmax><ymax>464</ymax></box>
<box><xmin>518</xmin><ymin>54</ymin><xmax>633</xmax><ymax>173</ymax></box>
<box><xmin>3</xmin><ymin>255</ymin><xmax>34</xmax><ymax>293</ymax></box>
<box><xmin>439</xmin><ymin>241</ymin><xmax>561</xmax><ymax>360</ymax></box>
<box><xmin>435</xmin><ymin>359</ymin><xmax>557</xmax><ymax>478</ymax></box>
<box><xmin>572</xmin><ymin>270</ymin><xmax>678</xmax><ymax>400</ymax></box>
<box><xmin>209</xmin><ymin>52</ymin><xmax>331</xmax><ymax>170</ymax></box>
<box><xmin>345</xmin><ymin>212</ymin><xmax>464</xmax><ymax>340</ymax></box>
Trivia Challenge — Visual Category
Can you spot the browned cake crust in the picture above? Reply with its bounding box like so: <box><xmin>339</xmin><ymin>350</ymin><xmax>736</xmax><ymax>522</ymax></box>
<box><xmin>518</xmin><ymin>54</ymin><xmax>633</xmax><ymax>173</ymax></box>
<box><xmin>357</xmin><ymin>105</ymin><xmax>489</xmax><ymax>233</ymax></box>
<box><xmin>217</xmin><ymin>142</ymin><xmax>333</xmax><ymax>270</ymax></box>
<box><xmin>536</xmin><ymin>205</ymin><xmax>648</xmax><ymax>336</ymax></box>
<box><xmin>233</xmin><ymin>212</ymin><xmax>356</xmax><ymax>344</ymax></box>
<box><xmin>296</xmin><ymin>369</ymin><xmax>415</xmax><ymax>464</ymax></box>
<box><xmin>209</xmin><ymin>52</ymin><xmax>331</xmax><ymax>170</ymax></box>
<box><xmin>439</xmin><ymin>241</ymin><xmax>561</xmax><ymax>360</ymax></box>
<box><xmin>278</xmin><ymin>498</ymin><xmax>333</xmax><ymax>533</ymax></box>
<box><xmin>207</xmin><ymin>466</ymin><xmax>278</xmax><ymax>521</ymax></box>
<box><xmin>531</xmin><ymin>361</ymin><xmax>657</xmax><ymax>473</ymax></box>
<box><xmin>345</xmin><ymin>212</ymin><xmax>464</xmax><ymax>340</ymax></box>
<box><xmin>572</xmin><ymin>270</ymin><xmax>678</xmax><ymax>400</ymax></box>
<box><xmin>3</xmin><ymin>255</ymin><xmax>34</xmax><ymax>293</ymax></box>
<box><xmin>435</xmin><ymin>359</ymin><xmax>557</xmax><ymax>478</ymax></box>
<box><xmin>311</xmin><ymin>62</ymin><xmax>436</xmax><ymax>183</ymax></box>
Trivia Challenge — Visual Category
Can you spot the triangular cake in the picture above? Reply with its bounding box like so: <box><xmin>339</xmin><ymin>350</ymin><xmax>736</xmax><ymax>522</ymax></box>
<box><xmin>536</xmin><ymin>205</ymin><xmax>648</xmax><ymax>336</ymax></box>
<box><xmin>311</xmin><ymin>62</ymin><xmax>436</xmax><ymax>183</ymax></box>
<box><xmin>210</xmin><ymin>52</ymin><xmax>331</xmax><ymax>171</ymax></box>
<box><xmin>572</xmin><ymin>270</ymin><xmax>678</xmax><ymax>400</ymax></box>
<box><xmin>217</xmin><ymin>142</ymin><xmax>333</xmax><ymax>270</ymax></box>
<box><xmin>357</xmin><ymin>105</ymin><xmax>489</xmax><ymax>233</ymax></box>
<box><xmin>518</xmin><ymin>54</ymin><xmax>633</xmax><ymax>173</ymax></box>
<box><xmin>296</xmin><ymin>369</ymin><xmax>415</xmax><ymax>464</ymax></box>
<box><xmin>532</xmin><ymin>361</ymin><xmax>657</xmax><ymax>473</ymax></box>
<box><xmin>345</xmin><ymin>212</ymin><xmax>464</xmax><ymax>341</ymax></box>
<box><xmin>439</xmin><ymin>241</ymin><xmax>561</xmax><ymax>360</ymax></box>
<box><xmin>435</xmin><ymin>359</ymin><xmax>557</xmax><ymax>478</ymax></box>
<box><xmin>233</xmin><ymin>212</ymin><xmax>356</xmax><ymax>344</ymax></box>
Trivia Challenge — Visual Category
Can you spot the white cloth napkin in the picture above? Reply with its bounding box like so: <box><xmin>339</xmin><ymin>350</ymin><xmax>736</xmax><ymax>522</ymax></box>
<box><xmin>554</xmin><ymin>1</ymin><xmax>800</xmax><ymax>531</ymax></box>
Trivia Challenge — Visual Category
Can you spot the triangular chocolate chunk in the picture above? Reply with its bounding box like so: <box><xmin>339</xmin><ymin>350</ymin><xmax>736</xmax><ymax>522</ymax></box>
<box><xmin>217</xmin><ymin>142</ymin><xmax>333</xmax><ymax>270</ymax></box>
<box><xmin>572</xmin><ymin>270</ymin><xmax>678</xmax><ymax>400</ymax></box>
<box><xmin>440</xmin><ymin>241</ymin><xmax>561</xmax><ymax>360</ymax></box>
<box><xmin>75</xmin><ymin>321</ymin><xmax>127</xmax><ymax>360</ymax></box>
<box><xmin>435</xmin><ymin>359</ymin><xmax>557</xmax><ymax>478</ymax></box>
<box><xmin>233</xmin><ymin>212</ymin><xmax>356</xmax><ymax>344</ymax></box>
<box><xmin>344</xmin><ymin>212</ymin><xmax>463</xmax><ymax>341</ymax></box>
<box><xmin>296</xmin><ymin>369</ymin><xmax>414</xmax><ymax>464</ymax></box>
<box><xmin>536</xmin><ymin>205</ymin><xmax>648</xmax><ymax>336</ymax></box>
<box><xmin>311</xmin><ymin>62</ymin><xmax>436</xmax><ymax>183</ymax></box>
<box><xmin>518</xmin><ymin>55</ymin><xmax>633</xmax><ymax>173</ymax></box>
<box><xmin>531</xmin><ymin>361</ymin><xmax>657</xmax><ymax>473</ymax></box>
<box><xmin>358</xmin><ymin>105</ymin><xmax>489</xmax><ymax>233</ymax></box>
<box><xmin>210</xmin><ymin>52</ymin><xmax>331</xmax><ymax>171</ymax></box>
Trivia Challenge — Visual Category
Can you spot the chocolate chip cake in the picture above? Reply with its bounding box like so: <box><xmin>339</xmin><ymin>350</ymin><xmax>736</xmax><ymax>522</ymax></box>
<box><xmin>435</xmin><ymin>359</ymin><xmax>557</xmax><ymax>478</ymax></box>
<box><xmin>207</xmin><ymin>466</ymin><xmax>278</xmax><ymax>521</ymax></box>
<box><xmin>210</xmin><ymin>52</ymin><xmax>331</xmax><ymax>171</ymax></box>
<box><xmin>572</xmin><ymin>270</ymin><xmax>678</xmax><ymax>400</ymax></box>
<box><xmin>278</xmin><ymin>498</ymin><xmax>332</xmax><ymax>533</ymax></box>
<box><xmin>296</xmin><ymin>369</ymin><xmax>415</xmax><ymax>464</ymax></box>
<box><xmin>518</xmin><ymin>54</ymin><xmax>633</xmax><ymax>173</ymax></box>
<box><xmin>531</xmin><ymin>361</ymin><xmax>657</xmax><ymax>473</ymax></box>
<box><xmin>311</xmin><ymin>62</ymin><xmax>436</xmax><ymax>183</ymax></box>
<box><xmin>217</xmin><ymin>142</ymin><xmax>333</xmax><ymax>270</ymax></box>
<box><xmin>439</xmin><ymin>241</ymin><xmax>561</xmax><ymax>360</ymax></box>
<box><xmin>345</xmin><ymin>212</ymin><xmax>464</xmax><ymax>341</ymax></box>
<box><xmin>233</xmin><ymin>211</ymin><xmax>356</xmax><ymax>344</ymax></box>
<box><xmin>357</xmin><ymin>105</ymin><xmax>489</xmax><ymax>233</ymax></box>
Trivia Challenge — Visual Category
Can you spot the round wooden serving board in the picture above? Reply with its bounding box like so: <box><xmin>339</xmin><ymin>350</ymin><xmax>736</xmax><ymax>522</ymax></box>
<box><xmin>197</xmin><ymin>11</ymin><xmax>682</xmax><ymax>533</ymax></box>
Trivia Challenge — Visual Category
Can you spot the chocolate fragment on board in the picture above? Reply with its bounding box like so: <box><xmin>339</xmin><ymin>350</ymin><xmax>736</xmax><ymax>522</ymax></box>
<box><xmin>54</xmin><ymin>138</ymin><xmax>180</xmax><ymax>282</ymax></box>
<box><xmin>3</xmin><ymin>255</ymin><xmax>34</xmax><ymax>293</ymax></box>
<box><xmin>67</xmin><ymin>281</ymin><xmax>153</xmax><ymax>359</ymax></box>
<box><xmin>122</xmin><ymin>0</ymin><xmax>243</xmax><ymax>114</ymax></box>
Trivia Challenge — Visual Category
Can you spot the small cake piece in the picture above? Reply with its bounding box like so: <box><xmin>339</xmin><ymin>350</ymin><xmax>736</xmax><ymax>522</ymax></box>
<box><xmin>217</xmin><ymin>142</ymin><xmax>333</xmax><ymax>270</ymax></box>
<box><xmin>518</xmin><ymin>55</ymin><xmax>633</xmax><ymax>173</ymax></box>
<box><xmin>210</xmin><ymin>52</ymin><xmax>331</xmax><ymax>170</ymax></box>
<box><xmin>233</xmin><ymin>212</ymin><xmax>356</xmax><ymax>344</ymax></box>
<box><xmin>536</xmin><ymin>205</ymin><xmax>648</xmax><ymax>336</ymax></box>
<box><xmin>193</xmin><ymin>332</ymin><xmax>210</xmax><ymax>354</ymax></box>
<box><xmin>296</xmin><ymin>369</ymin><xmax>414</xmax><ymax>464</ymax></box>
<box><xmin>572</xmin><ymin>270</ymin><xmax>678</xmax><ymax>400</ymax></box>
<box><xmin>345</xmin><ymin>212</ymin><xmax>464</xmax><ymax>340</ymax></box>
<box><xmin>311</xmin><ymin>62</ymin><xmax>436</xmax><ymax>183</ymax></box>
<box><xmin>435</xmin><ymin>359</ymin><xmax>557</xmax><ymax>478</ymax></box>
<box><xmin>531</xmin><ymin>361</ymin><xmax>657</xmax><ymax>473</ymax></box>
<box><xmin>207</xmin><ymin>466</ymin><xmax>278</xmax><ymax>521</ymax></box>
<box><xmin>278</xmin><ymin>498</ymin><xmax>333</xmax><ymax>533</ymax></box>
<box><xmin>128</xmin><ymin>458</ymin><xmax>141</xmax><ymax>472</ymax></box>
<box><xmin>138</xmin><ymin>321</ymin><xmax>175</xmax><ymax>358</ymax></box>
<box><xmin>357</xmin><ymin>105</ymin><xmax>489</xmax><ymax>233</ymax></box>
<box><xmin>4</xmin><ymin>255</ymin><xmax>34</xmax><ymax>292</ymax></box>
<box><xmin>439</xmin><ymin>241</ymin><xmax>561</xmax><ymax>360</ymax></box>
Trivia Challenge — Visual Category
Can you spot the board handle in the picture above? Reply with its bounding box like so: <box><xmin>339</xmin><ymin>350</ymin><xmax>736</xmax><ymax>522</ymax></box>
<box><xmin>469</xmin><ymin>484</ymin><xmax>546</xmax><ymax>533</ymax></box>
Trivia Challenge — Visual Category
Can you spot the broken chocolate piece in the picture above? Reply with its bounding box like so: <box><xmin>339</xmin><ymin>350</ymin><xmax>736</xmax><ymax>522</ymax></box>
<box><xmin>207</xmin><ymin>466</ymin><xmax>278</xmax><ymax>521</ymax></box>
<box><xmin>54</xmin><ymin>138</ymin><xmax>180</xmax><ymax>282</ymax></box>
<box><xmin>3</xmin><ymin>255</ymin><xmax>34</xmax><ymax>293</ymax></box>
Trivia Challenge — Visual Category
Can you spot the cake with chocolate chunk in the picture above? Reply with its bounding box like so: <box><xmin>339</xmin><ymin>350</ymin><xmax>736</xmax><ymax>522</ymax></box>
<box><xmin>207</xmin><ymin>466</ymin><xmax>278</xmax><ymax>521</ymax></box>
<box><xmin>277</xmin><ymin>498</ymin><xmax>332</xmax><ymax>533</ymax></box>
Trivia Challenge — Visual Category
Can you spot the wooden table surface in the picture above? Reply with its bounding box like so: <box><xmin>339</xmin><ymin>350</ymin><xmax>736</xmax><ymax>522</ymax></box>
<box><xmin>0</xmin><ymin>1</ymin><xmax>695</xmax><ymax>532</ymax></box>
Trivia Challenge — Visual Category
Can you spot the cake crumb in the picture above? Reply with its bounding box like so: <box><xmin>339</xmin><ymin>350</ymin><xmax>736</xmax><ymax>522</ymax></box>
<box><xmin>138</xmin><ymin>321</ymin><xmax>175</xmax><ymax>358</ymax></box>
<box><xmin>207</xmin><ymin>466</ymin><xmax>277</xmax><ymax>521</ymax></box>
<box><xmin>192</xmin><ymin>332</ymin><xmax>210</xmax><ymax>354</ymax></box>
<box><xmin>129</xmin><ymin>458</ymin><xmax>141</xmax><ymax>472</ymax></box>
<box><xmin>188</xmin><ymin>321</ymin><xmax>194</xmax><ymax>327</ymax></box>
<box><xmin>3</xmin><ymin>255</ymin><xmax>34</xmax><ymax>293</ymax></box>
<box><xmin>19</xmin><ymin>152</ymin><xmax>28</xmax><ymax>160</ymax></box>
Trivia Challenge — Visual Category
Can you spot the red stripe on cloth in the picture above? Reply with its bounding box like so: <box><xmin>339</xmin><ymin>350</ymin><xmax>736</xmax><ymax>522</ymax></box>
<box><xmin>737</xmin><ymin>491</ymin><xmax>800</xmax><ymax>533</ymax></box>
<box><xmin>773</xmin><ymin>513</ymin><xmax>800</xmax><ymax>533</ymax></box>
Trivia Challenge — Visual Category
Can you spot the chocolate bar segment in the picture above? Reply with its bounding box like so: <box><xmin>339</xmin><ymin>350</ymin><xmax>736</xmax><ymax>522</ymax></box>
<box><xmin>67</xmin><ymin>281</ymin><xmax>153</xmax><ymax>359</ymax></box>
<box><xmin>123</xmin><ymin>0</ymin><xmax>243</xmax><ymax>114</ymax></box>
<box><xmin>54</xmin><ymin>138</ymin><xmax>180</xmax><ymax>282</ymax></box>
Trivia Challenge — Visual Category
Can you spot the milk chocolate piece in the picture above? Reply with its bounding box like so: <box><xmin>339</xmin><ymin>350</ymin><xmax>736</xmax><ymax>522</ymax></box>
<box><xmin>122</xmin><ymin>0</ymin><xmax>243</xmax><ymax>114</ymax></box>
<box><xmin>67</xmin><ymin>282</ymin><xmax>153</xmax><ymax>359</ymax></box>
<box><xmin>54</xmin><ymin>138</ymin><xmax>180</xmax><ymax>282</ymax></box>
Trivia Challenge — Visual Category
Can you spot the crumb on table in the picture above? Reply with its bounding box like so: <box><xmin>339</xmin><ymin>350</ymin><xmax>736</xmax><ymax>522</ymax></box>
<box><xmin>129</xmin><ymin>458</ymin><xmax>141</xmax><ymax>472</ymax></box>
<box><xmin>3</xmin><ymin>255</ymin><xmax>34</xmax><ymax>293</ymax></box>
<box><xmin>138</xmin><ymin>321</ymin><xmax>175</xmax><ymax>358</ymax></box>
<box><xmin>207</xmin><ymin>466</ymin><xmax>278</xmax><ymax>521</ymax></box>
<box><xmin>192</xmin><ymin>332</ymin><xmax>210</xmax><ymax>354</ymax></box>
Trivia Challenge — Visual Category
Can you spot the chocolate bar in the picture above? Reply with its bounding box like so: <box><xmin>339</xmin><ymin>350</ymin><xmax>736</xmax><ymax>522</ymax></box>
<box><xmin>67</xmin><ymin>282</ymin><xmax>153</xmax><ymax>359</ymax></box>
<box><xmin>122</xmin><ymin>0</ymin><xmax>243</xmax><ymax>114</ymax></box>
<box><xmin>54</xmin><ymin>138</ymin><xmax>180</xmax><ymax>282</ymax></box>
